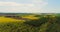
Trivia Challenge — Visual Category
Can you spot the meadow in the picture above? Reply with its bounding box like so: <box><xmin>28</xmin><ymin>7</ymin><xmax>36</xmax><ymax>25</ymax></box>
<box><xmin>0</xmin><ymin>13</ymin><xmax>60</xmax><ymax>32</ymax></box>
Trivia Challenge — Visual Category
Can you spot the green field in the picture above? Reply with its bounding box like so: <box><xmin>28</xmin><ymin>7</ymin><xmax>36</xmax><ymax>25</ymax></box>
<box><xmin>0</xmin><ymin>13</ymin><xmax>60</xmax><ymax>32</ymax></box>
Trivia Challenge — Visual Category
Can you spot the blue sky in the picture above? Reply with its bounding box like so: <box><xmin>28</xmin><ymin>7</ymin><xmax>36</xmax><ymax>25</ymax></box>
<box><xmin>0</xmin><ymin>0</ymin><xmax>60</xmax><ymax>13</ymax></box>
<box><xmin>49</xmin><ymin>0</ymin><xmax>60</xmax><ymax>7</ymax></box>
<box><xmin>47</xmin><ymin>0</ymin><xmax>60</xmax><ymax>13</ymax></box>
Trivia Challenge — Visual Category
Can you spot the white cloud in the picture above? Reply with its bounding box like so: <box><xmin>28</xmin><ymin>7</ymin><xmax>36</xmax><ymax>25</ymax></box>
<box><xmin>0</xmin><ymin>0</ymin><xmax>48</xmax><ymax>13</ymax></box>
<box><xmin>0</xmin><ymin>1</ymin><xmax>34</xmax><ymax>6</ymax></box>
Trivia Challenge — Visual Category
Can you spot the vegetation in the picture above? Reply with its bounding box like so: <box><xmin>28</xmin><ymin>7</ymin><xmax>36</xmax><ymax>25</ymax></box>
<box><xmin>0</xmin><ymin>13</ymin><xmax>60</xmax><ymax>32</ymax></box>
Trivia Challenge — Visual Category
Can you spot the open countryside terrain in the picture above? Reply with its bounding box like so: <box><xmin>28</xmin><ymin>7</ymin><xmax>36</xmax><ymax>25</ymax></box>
<box><xmin>0</xmin><ymin>13</ymin><xmax>60</xmax><ymax>32</ymax></box>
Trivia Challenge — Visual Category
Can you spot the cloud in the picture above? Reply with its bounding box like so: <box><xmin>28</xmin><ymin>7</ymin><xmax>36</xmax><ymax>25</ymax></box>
<box><xmin>0</xmin><ymin>0</ymin><xmax>48</xmax><ymax>13</ymax></box>
<box><xmin>0</xmin><ymin>1</ymin><xmax>34</xmax><ymax>6</ymax></box>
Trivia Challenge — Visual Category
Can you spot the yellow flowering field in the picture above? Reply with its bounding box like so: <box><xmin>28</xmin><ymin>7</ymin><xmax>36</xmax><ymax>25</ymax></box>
<box><xmin>0</xmin><ymin>16</ymin><xmax>25</xmax><ymax>23</ymax></box>
<box><xmin>22</xmin><ymin>15</ymin><xmax>39</xmax><ymax>20</ymax></box>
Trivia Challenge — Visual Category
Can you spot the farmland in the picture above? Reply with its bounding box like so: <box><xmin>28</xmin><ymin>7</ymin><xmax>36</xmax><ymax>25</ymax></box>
<box><xmin>0</xmin><ymin>13</ymin><xmax>60</xmax><ymax>32</ymax></box>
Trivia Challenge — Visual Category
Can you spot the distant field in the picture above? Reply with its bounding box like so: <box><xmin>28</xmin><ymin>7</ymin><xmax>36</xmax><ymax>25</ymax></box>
<box><xmin>0</xmin><ymin>13</ymin><xmax>60</xmax><ymax>32</ymax></box>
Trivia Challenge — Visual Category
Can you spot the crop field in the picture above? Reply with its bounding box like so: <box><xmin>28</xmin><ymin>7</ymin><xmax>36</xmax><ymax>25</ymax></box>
<box><xmin>0</xmin><ymin>13</ymin><xmax>60</xmax><ymax>32</ymax></box>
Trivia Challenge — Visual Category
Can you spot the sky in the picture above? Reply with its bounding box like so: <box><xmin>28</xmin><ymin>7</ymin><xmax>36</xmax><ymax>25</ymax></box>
<box><xmin>0</xmin><ymin>0</ymin><xmax>60</xmax><ymax>13</ymax></box>
<box><xmin>47</xmin><ymin>0</ymin><xmax>60</xmax><ymax>13</ymax></box>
